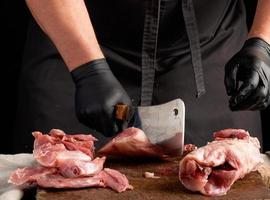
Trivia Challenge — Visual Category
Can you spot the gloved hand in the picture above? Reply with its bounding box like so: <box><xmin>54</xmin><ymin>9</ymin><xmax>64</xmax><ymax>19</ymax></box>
<box><xmin>224</xmin><ymin>37</ymin><xmax>270</xmax><ymax>111</ymax></box>
<box><xmin>71</xmin><ymin>58</ymin><xmax>131</xmax><ymax>137</ymax></box>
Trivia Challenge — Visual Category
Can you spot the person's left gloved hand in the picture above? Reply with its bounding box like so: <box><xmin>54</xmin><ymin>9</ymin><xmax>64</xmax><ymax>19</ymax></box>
<box><xmin>224</xmin><ymin>37</ymin><xmax>270</xmax><ymax>111</ymax></box>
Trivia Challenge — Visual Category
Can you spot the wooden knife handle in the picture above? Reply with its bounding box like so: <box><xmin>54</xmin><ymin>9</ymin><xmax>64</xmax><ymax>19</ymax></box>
<box><xmin>115</xmin><ymin>104</ymin><xmax>131</xmax><ymax>121</ymax></box>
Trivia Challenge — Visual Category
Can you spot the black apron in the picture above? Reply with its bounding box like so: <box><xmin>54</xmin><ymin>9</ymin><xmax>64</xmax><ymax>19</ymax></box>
<box><xmin>13</xmin><ymin>0</ymin><xmax>262</xmax><ymax>153</ymax></box>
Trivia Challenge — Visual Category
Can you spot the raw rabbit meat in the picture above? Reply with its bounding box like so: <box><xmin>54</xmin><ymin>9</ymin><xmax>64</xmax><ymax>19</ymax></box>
<box><xmin>179</xmin><ymin>129</ymin><xmax>263</xmax><ymax>196</ymax></box>
<box><xmin>98</xmin><ymin>127</ymin><xmax>167</xmax><ymax>158</ymax></box>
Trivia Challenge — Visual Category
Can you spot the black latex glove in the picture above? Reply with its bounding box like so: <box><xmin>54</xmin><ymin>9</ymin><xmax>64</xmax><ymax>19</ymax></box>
<box><xmin>71</xmin><ymin>58</ymin><xmax>131</xmax><ymax>137</ymax></box>
<box><xmin>224</xmin><ymin>37</ymin><xmax>270</xmax><ymax>111</ymax></box>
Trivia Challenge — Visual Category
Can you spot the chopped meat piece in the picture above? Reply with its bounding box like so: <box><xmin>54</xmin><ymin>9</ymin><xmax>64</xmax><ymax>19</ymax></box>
<box><xmin>32</xmin><ymin>131</ymin><xmax>92</xmax><ymax>167</ymax></box>
<box><xmin>8</xmin><ymin>166</ymin><xmax>57</xmax><ymax>188</ymax></box>
<box><xmin>98</xmin><ymin>127</ymin><xmax>167</xmax><ymax>158</ymax></box>
<box><xmin>39</xmin><ymin>168</ymin><xmax>133</xmax><ymax>192</ymax></box>
<box><xmin>33</xmin><ymin>130</ymin><xmax>103</xmax><ymax>177</ymax></box>
<box><xmin>36</xmin><ymin>173</ymin><xmax>105</xmax><ymax>189</ymax></box>
<box><xmin>33</xmin><ymin>129</ymin><xmax>96</xmax><ymax>168</ymax></box>
<box><xmin>58</xmin><ymin>156</ymin><xmax>106</xmax><ymax>178</ymax></box>
<box><xmin>101</xmin><ymin>168</ymin><xmax>134</xmax><ymax>192</ymax></box>
<box><xmin>9</xmin><ymin>167</ymin><xmax>133</xmax><ymax>193</ymax></box>
<box><xmin>49</xmin><ymin>129</ymin><xmax>97</xmax><ymax>157</ymax></box>
<box><xmin>179</xmin><ymin>129</ymin><xmax>263</xmax><ymax>196</ymax></box>
<box><xmin>143</xmin><ymin>172</ymin><xmax>160</xmax><ymax>179</ymax></box>
<box><xmin>9</xmin><ymin>129</ymin><xmax>133</xmax><ymax>193</ymax></box>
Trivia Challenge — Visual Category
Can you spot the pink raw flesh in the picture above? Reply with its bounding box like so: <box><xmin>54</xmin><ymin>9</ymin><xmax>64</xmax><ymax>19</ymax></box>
<box><xmin>9</xmin><ymin>166</ymin><xmax>133</xmax><ymax>193</ymax></box>
<box><xmin>33</xmin><ymin>130</ymin><xmax>95</xmax><ymax>173</ymax></box>
<box><xmin>9</xmin><ymin>129</ymin><xmax>133</xmax><ymax>193</ymax></box>
<box><xmin>49</xmin><ymin>129</ymin><xmax>96</xmax><ymax>157</ymax></box>
<box><xmin>58</xmin><ymin>156</ymin><xmax>106</xmax><ymax>178</ymax></box>
<box><xmin>143</xmin><ymin>172</ymin><xmax>160</xmax><ymax>179</ymax></box>
<box><xmin>8</xmin><ymin>166</ymin><xmax>57</xmax><ymax>188</ymax></box>
<box><xmin>98</xmin><ymin>127</ymin><xmax>167</xmax><ymax>158</ymax></box>
<box><xmin>179</xmin><ymin>128</ymin><xmax>263</xmax><ymax>196</ymax></box>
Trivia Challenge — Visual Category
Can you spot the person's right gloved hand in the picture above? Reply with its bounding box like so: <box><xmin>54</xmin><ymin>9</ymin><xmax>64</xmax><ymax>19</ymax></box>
<box><xmin>71</xmin><ymin>58</ymin><xmax>131</xmax><ymax>137</ymax></box>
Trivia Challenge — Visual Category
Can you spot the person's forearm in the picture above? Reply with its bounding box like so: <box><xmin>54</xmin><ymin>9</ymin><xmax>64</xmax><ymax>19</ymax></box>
<box><xmin>248</xmin><ymin>0</ymin><xmax>270</xmax><ymax>44</ymax></box>
<box><xmin>26</xmin><ymin>0</ymin><xmax>104</xmax><ymax>70</ymax></box>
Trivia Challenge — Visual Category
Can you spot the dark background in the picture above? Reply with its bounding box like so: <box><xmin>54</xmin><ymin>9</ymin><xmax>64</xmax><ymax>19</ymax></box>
<box><xmin>2</xmin><ymin>0</ymin><xmax>267</xmax><ymax>153</ymax></box>
<box><xmin>2</xmin><ymin>1</ymin><xmax>29</xmax><ymax>153</ymax></box>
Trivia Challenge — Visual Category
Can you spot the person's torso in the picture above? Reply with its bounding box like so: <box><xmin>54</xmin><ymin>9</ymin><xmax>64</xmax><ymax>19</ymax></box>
<box><xmin>86</xmin><ymin>0</ymin><xmax>244</xmax><ymax>55</ymax></box>
<box><xmin>19</xmin><ymin>0</ymin><xmax>262</xmax><ymax>149</ymax></box>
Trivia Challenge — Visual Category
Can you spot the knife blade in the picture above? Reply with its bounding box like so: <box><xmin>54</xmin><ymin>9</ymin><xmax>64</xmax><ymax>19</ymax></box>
<box><xmin>115</xmin><ymin>99</ymin><xmax>185</xmax><ymax>156</ymax></box>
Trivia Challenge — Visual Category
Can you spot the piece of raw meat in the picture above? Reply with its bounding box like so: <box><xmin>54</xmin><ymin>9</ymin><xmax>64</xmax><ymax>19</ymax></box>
<box><xmin>9</xmin><ymin>167</ymin><xmax>133</xmax><ymax>193</ymax></box>
<box><xmin>179</xmin><ymin>129</ymin><xmax>263</xmax><ymax>196</ymax></box>
<box><xmin>8</xmin><ymin>166</ymin><xmax>57</xmax><ymax>188</ymax></box>
<box><xmin>49</xmin><ymin>129</ymin><xmax>96</xmax><ymax>157</ymax></box>
<box><xmin>33</xmin><ymin>129</ymin><xmax>96</xmax><ymax>167</ymax></box>
<box><xmin>100</xmin><ymin>168</ymin><xmax>134</xmax><ymax>192</ymax></box>
<box><xmin>32</xmin><ymin>130</ymin><xmax>104</xmax><ymax>177</ymax></box>
<box><xmin>9</xmin><ymin>129</ymin><xmax>133</xmax><ymax>193</ymax></box>
<box><xmin>143</xmin><ymin>172</ymin><xmax>160</xmax><ymax>179</ymax></box>
<box><xmin>98</xmin><ymin>127</ymin><xmax>167</xmax><ymax>158</ymax></box>
<box><xmin>57</xmin><ymin>156</ymin><xmax>106</xmax><ymax>178</ymax></box>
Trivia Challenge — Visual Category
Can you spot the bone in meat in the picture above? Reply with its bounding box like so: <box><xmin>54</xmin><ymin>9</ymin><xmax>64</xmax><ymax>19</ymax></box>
<box><xmin>179</xmin><ymin>129</ymin><xmax>263</xmax><ymax>196</ymax></box>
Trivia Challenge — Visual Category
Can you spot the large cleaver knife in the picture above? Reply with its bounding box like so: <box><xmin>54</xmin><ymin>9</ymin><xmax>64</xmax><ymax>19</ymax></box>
<box><xmin>115</xmin><ymin>99</ymin><xmax>185</xmax><ymax>156</ymax></box>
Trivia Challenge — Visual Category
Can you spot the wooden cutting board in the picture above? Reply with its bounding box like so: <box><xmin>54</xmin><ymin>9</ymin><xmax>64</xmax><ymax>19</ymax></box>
<box><xmin>37</xmin><ymin>157</ymin><xmax>270</xmax><ymax>200</ymax></box>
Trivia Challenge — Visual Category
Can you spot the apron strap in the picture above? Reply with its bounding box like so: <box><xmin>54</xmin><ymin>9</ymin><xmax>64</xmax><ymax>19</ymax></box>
<box><xmin>182</xmin><ymin>0</ymin><xmax>206</xmax><ymax>98</ymax></box>
<box><xmin>140</xmin><ymin>0</ymin><xmax>161</xmax><ymax>106</ymax></box>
